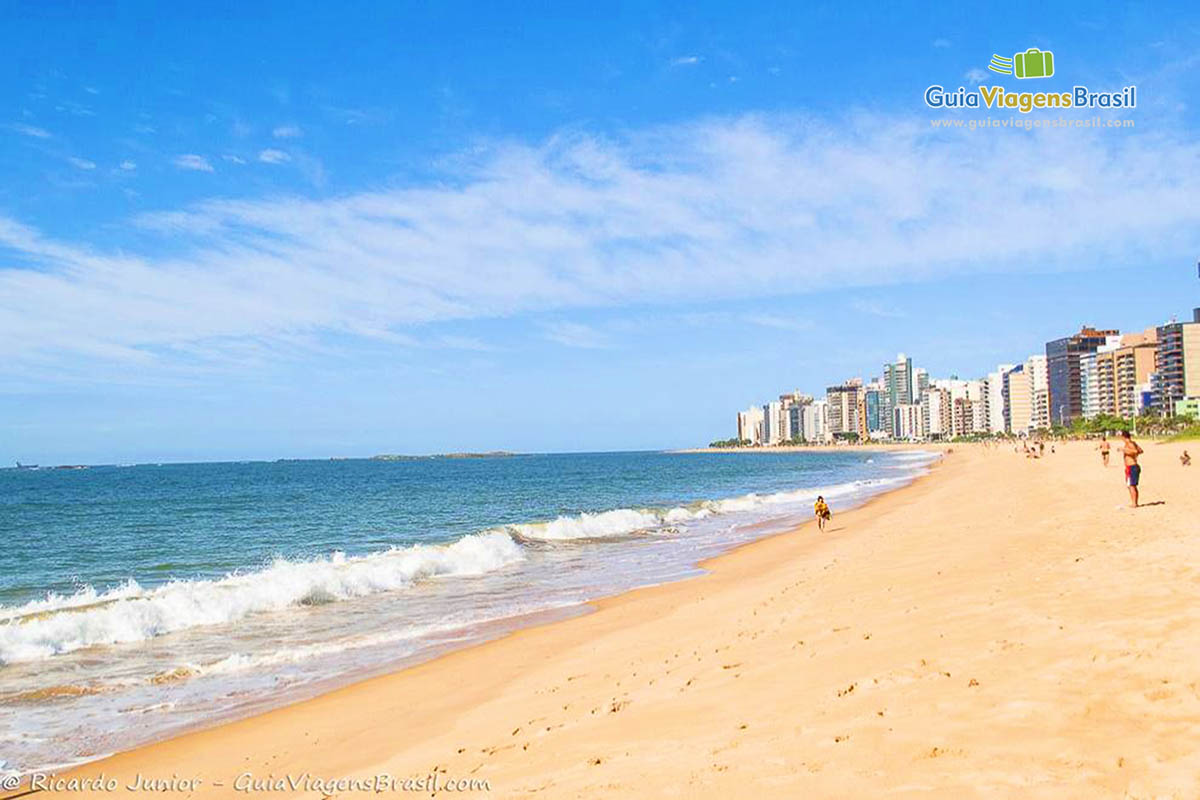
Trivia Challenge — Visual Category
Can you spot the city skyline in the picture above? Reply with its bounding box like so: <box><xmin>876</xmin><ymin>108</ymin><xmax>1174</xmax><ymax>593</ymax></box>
<box><xmin>730</xmin><ymin>302</ymin><xmax>1200</xmax><ymax>446</ymax></box>
<box><xmin>4</xmin><ymin>3</ymin><xmax>1200</xmax><ymax>462</ymax></box>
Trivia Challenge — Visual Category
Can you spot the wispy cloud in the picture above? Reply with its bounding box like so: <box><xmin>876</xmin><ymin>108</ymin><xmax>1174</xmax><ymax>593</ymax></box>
<box><xmin>222</xmin><ymin>154</ymin><xmax>247</xmax><ymax>165</ymax></box>
<box><xmin>849</xmin><ymin>299</ymin><xmax>906</xmax><ymax>319</ymax></box>
<box><xmin>67</xmin><ymin>156</ymin><xmax>96</xmax><ymax>170</ymax></box>
<box><xmin>119</xmin><ymin>160</ymin><xmax>137</xmax><ymax>171</ymax></box>
<box><xmin>541</xmin><ymin>321</ymin><xmax>610</xmax><ymax>349</ymax></box>
<box><xmin>7</xmin><ymin>123</ymin><xmax>51</xmax><ymax>139</ymax></box>
<box><xmin>964</xmin><ymin>68</ymin><xmax>988</xmax><ymax>85</ymax></box>
<box><xmin>743</xmin><ymin>313</ymin><xmax>812</xmax><ymax>332</ymax></box>
<box><xmin>933</xmin><ymin>38</ymin><xmax>952</xmax><ymax>49</ymax></box>
<box><xmin>173</xmin><ymin>154</ymin><xmax>214</xmax><ymax>172</ymax></box>
<box><xmin>272</xmin><ymin>124</ymin><xmax>303</xmax><ymax>139</ymax></box>
<box><xmin>258</xmin><ymin>148</ymin><xmax>291</xmax><ymax>164</ymax></box>
<box><xmin>671</xmin><ymin>56</ymin><xmax>702</xmax><ymax>67</ymax></box>
<box><xmin>3</xmin><ymin>113</ymin><xmax>1200</xmax><ymax>381</ymax></box>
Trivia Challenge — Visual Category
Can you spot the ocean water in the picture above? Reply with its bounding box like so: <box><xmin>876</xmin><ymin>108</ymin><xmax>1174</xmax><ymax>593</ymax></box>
<box><xmin>0</xmin><ymin>449</ymin><xmax>936</xmax><ymax>775</ymax></box>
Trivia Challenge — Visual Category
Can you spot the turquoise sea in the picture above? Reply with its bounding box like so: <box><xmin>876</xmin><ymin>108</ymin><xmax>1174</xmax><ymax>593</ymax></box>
<box><xmin>0</xmin><ymin>449</ymin><xmax>936</xmax><ymax>775</ymax></box>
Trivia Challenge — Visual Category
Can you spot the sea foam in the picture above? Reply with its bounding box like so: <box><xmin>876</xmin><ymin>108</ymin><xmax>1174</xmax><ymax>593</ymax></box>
<box><xmin>0</xmin><ymin>531</ymin><xmax>523</xmax><ymax>664</ymax></box>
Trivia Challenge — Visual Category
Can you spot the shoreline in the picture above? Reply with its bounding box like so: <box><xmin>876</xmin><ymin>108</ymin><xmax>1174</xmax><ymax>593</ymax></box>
<box><xmin>1</xmin><ymin>448</ymin><xmax>939</xmax><ymax>783</ymax></box>
<box><xmin>12</xmin><ymin>440</ymin><xmax>1200</xmax><ymax>797</ymax></box>
<box><xmin>675</xmin><ymin>443</ymin><xmax>947</xmax><ymax>453</ymax></box>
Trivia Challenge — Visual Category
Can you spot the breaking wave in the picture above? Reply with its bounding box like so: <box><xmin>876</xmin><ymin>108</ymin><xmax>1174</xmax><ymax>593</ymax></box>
<box><xmin>0</xmin><ymin>532</ymin><xmax>524</xmax><ymax>665</ymax></box>
<box><xmin>506</xmin><ymin>477</ymin><xmax>903</xmax><ymax>541</ymax></box>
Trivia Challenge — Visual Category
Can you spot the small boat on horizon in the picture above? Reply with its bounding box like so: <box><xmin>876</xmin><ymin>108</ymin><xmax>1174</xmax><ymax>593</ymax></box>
<box><xmin>15</xmin><ymin>462</ymin><xmax>39</xmax><ymax>470</ymax></box>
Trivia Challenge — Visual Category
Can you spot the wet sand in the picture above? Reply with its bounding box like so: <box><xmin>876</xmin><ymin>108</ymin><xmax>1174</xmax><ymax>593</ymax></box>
<box><xmin>11</xmin><ymin>440</ymin><xmax>1200</xmax><ymax>799</ymax></box>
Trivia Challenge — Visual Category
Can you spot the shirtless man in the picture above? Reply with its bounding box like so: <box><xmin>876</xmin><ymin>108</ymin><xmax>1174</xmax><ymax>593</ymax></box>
<box><xmin>1099</xmin><ymin>436</ymin><xmax>1110</xmax><ymax>467</ymax></box>
<box><xmin>1121</xmin><ymin>430</ymin><xmax>1144</xmax><ymax>508</ymax></box>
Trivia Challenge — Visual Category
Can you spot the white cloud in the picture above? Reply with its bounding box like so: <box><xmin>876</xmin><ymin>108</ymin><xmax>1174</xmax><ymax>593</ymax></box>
<box><xmin>258</xmin><ymin>148</ymin><xmax>291</xmax><ymax>164</ymax></box>
<box><xmin>273</xmin><ymin>125</ymin><xmax>303</xmax><ymax>139</ymax></box>
<box><xmin>849</xmin><ymin>299</ymin><xmax>906</xmax><ymax>319</ymax></box>
<box><xmin>964</xmin><ymin>68</ymin><xmax>989</xmax><ymax>84</ymax></box>
<box><xmin>173</xmin><ymin>154</ymin><xmax>214</xmax><ymax>172</ymax></box>
<box><xmin>119</xmin><ymin>160</ymin><xmax>137</xmax><ymax>171</ymax></box>
<box><xmin>541</xmin><ymin>321</ymin><xmax>610</xmax><ymax>349</ymax></box>
<box><xmin>671</xmin><ymin>56</ymin><xmax>702</xmax><ymax>67</ymax></box>
<box><xmin>67</xmin><ymin>157</ymin><xmax>96</xmax><ymax>170</ymax></box>
<box><xmin>223</xmin><ymin>155</ymin><xmax>247</xmax><ymax>165</ymax></box>
<box><xmin>3</xmin><ymin>113</ymin><xmax>1200</xmax><ymax>379</ymax></box>
<box><xmin>8</xmin><ymin>123</ymin><xmax>51</xmax><ymax>139</ymax></box>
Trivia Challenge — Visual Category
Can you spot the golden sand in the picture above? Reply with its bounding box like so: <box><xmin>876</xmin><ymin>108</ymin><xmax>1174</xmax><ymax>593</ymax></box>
<box><xmin>11</xmin><ymin>440</ymin><xmax>1200</xmax><ymax>799</ymax></box>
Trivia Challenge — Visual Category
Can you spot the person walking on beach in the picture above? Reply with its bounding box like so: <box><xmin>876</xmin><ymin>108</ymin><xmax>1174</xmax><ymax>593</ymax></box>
<box><xmin>1121</xmin><ymin>430</ymin><xmax>1144</xmax><ymax>508</ymax></box>
<box><xmin>1182</xmin><ymin>450</ymin><xmax>1191</xmax><ymax>467</ymax></box>
<box><xmin>813</xmin><ymin>496</ymin><xmax>831</xmax><ymax>532</ymax></box>
<box><xmin>1099</xmin><ymin>436</ymin><xmax>1111</xmax><ymax>467</ymax></box>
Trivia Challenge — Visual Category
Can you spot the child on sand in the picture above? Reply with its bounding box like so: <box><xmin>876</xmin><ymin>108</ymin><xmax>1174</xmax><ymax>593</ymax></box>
<box><xmin>1182</xmin><ymin>450</ymin><xmax>1192</xmax><ymax>467</ymax></box>
<box><xmin>813</xmin><ymin>496</ymin><xmax>831</xmax><ymax>532</ymax></box>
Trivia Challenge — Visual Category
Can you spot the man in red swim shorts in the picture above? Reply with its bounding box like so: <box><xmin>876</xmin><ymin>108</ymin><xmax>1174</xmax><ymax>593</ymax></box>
<box><xmin>1121</xmin><ymin>430</ymin><xmax>1143</xmax><ymax>508</ymax></box>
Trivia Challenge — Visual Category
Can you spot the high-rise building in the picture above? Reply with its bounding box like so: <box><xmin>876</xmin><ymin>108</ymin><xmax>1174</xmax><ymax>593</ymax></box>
<box><xmin>986</xmin><ymin>364</ymin><xmax>1016</xmax><ymax>433</ymax></box>
<box><xmin>761</xmin><ymin>400</ymin><xmax>784</xmax><ymax>445</ymax></box>
<box><xmin>1090</xmin><ymin>329</ymin><xmax>1157</xmax><ymax>419</ymax></box>
<box><xmin>921</xmin><ymin>386</ymin><xmax>952</xmax><ymax>440</ymax></box>
<box><xmin>1153</xmin><ymin>320</ymin><xmax>1200</xmax><ymax>414</ymax></box>
<box><xmin>912</xmin><ymin>367</ymin><xmax>930</xmax><ymax>403</ymax></box>
<box><xmin>1005</xmin><ymin>365</ymin><xmax>1033</xmax><ymax>435</ymax></box>
<box><xmin>893</xmin><ymin>403</ymin><xmax>923</xmax><ymax>440</ymax></box>
<box><xmin>1045</xmin><ymin>326</ymin><xmax>1120</xmax><ymax>426</ymax></box>
<box><xmin>737</xmin><ymin>405</ymin><xmax>765</xmax><ymax>445</ymax></box>
<box><xmin>826</xmin><ymin>379</ymin><xmax>864</xmax><ymax>441</ymax></box>
<box><xmin>881</xmin><ymin>353</ymin><xmax>914</xmax><ymax>437</ymax></box>
<box><xmin>802</xmin><ymin>400</ymin><xmax>829</xmax><ymax>443</ymax></box>
<box><xmin>863</xmin><ymin>380</ymin><xmax>886</xmax><ymax>437</ymax></box>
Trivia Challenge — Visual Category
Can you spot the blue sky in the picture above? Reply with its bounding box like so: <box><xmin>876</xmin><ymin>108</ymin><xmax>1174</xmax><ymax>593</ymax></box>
<box><xmin>3</xmin><ymin>1</ymin><xmax>1200</xmax><ymax>462</ymax></box>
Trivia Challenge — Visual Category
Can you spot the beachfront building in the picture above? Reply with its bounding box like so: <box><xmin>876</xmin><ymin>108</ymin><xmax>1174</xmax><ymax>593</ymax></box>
<box><xmin>1005</xmin><ymin>364</ymin><xmax>1033</xmax><ymax>435</ymax></box>
<box><xmin>1152</xmin><ymin>320</ymin><xmax>1200</xmax><ymax>415</ymax></box>
<box><xmin>761</xmin><ymin>400</ymin><xmax>785</xmax><ymax>445</ymax></box>
<box><xmin>892</xmin><ymin>403</ymin><xmax>924</xmax><ymax>441</ymax></box>
<box><xmin>1086</xmin><ymin>328</ymin><xmax>1158</xmax><ymax>419</ymax></box>
<box><xmin>803</xmin><ymin>400</ymin><xmax>830</xmax><ymax>443</ymax></box>
<box><xmin>863</xmin><ymin>380</ymin><xmax>887</xmax><ymax>438</ymax></box>
<box><xmin>921</xmin><ymin>386</ymin><xmax>952</xmax><ymax>440</ymax></box>
<box><xmin>881</xmin><ymin>353</ymin><xmax>915</xmax><ymax>437</ymax></box>
<box><xmin>986</xmin><ymin>364</ymin><xmax>1016</xmax><ymax>434</ymax></box>
<box><xmin>913</xmin><ymin>367</ymin><xmax>930</xmax><ymax>403</ymax></box>
<box><xmin>737</xmin><ymin>405</ymin><xmax>765</xmax><ymax>445</ymax></box>
<box><xmin>1045</xmin><ymin>326</ymin><xmax>1121</xmax><ymax>426</ymax></box>
<box><xmin>826</xmin><ymin>380</ymin><xmax>864</xmax><ymax>441</ymax></box>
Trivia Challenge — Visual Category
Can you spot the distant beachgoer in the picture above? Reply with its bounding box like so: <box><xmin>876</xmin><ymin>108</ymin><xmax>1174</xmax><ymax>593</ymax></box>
<box><xmin>1182</xmin><ymin>450</ymin><xmax>1192</xmax><ymax>467</ymax></box>
<box><xmin>1099</xmin><ymin>437</ymin><xmax>1111</xmax><ymax>467</ymax></box>
<box><xmin>1121</xmin><ymin>430</ymin><xmax>1144</xmax><ymax>508</ymax></box>
<box><xmin>1038</xmin><ymin>441</ymin><xmax>1045</xmax><ymax>457</ymax></box>
<box><xmin>813</xmin><ymin>496</ymin><xmax>831</xmax><ymax>532</ymax></box>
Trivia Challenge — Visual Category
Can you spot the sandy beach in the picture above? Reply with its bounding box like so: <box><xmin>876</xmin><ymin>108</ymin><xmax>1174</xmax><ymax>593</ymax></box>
<box><xmin>9</xmin><ymin>439</ymin><xmax>1200</xmax><ymax>799</ymax></box>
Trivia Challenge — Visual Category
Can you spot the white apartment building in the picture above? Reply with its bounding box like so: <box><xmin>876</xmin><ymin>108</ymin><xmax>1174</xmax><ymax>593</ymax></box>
<box><xmin>761</xmin><ymin>400</ymin><xmax>784</xmax><ymax>445</ymax></box>
<box><xmin>921</xmin><ymin>386</ymin><xmax>952</xmax><ymax>439</ymax></box>
<box><xmin>803</xmin><ymin>400</ymin><xmax>829</xmax><ymax>443</ymax></box>
<box><xmin>986</xmin><ymin>364</ymin><xmax>1016</xmax><ymax>433</ymax></box>
<box><xmin>893</xmin><ymin>403</ymin><xmax>924</xmax><ymax>440</ymax></box>
<box><xmin>736</xmin><ymin>405</ymin><xmax>765</xmax><ymax>445</ymax></box>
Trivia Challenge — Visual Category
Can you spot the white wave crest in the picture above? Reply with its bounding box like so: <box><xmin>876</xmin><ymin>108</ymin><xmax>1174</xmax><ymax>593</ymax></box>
<box><xmin>507</xmin><ymin>477</ymin><xmax>902</xmax><ymax>541</ymax></box>
<box><xmin>0</xmin><ymin>532</ymin><xmax>523</xmax><ymax>665</ymax></box>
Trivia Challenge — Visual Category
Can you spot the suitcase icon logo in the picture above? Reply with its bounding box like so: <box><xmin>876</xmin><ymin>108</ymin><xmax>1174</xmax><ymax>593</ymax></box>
<box><xmin>988</xmin><ymin>48</ymin><xmax>1055</xmax><ymax>79</ymax></box>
